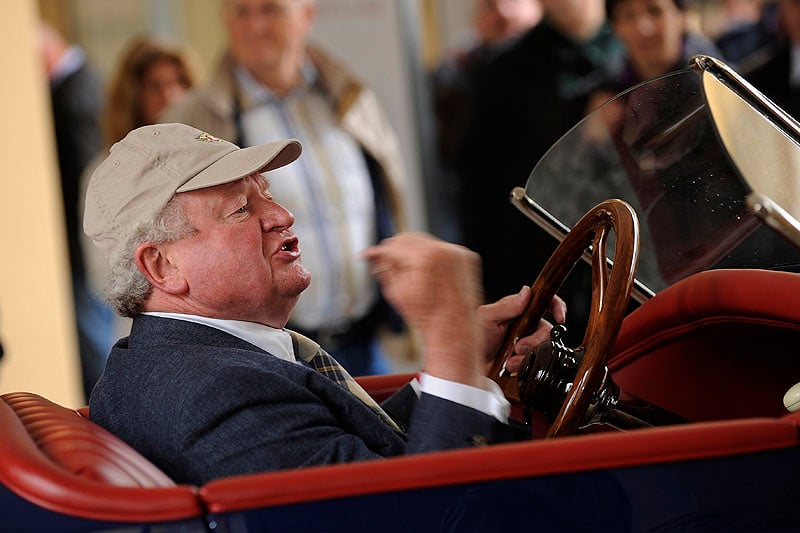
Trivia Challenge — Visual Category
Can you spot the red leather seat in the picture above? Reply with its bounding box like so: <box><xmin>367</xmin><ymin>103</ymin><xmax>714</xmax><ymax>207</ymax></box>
<box><xmin>0</xmin><ymin>392</ymin><xmax>202</xmax><ymax>524</ymax></box>
<box><xmin>355</xmin><ymin>372</ymin><xmax>418</xmax><ymax>402</ymax></box>
<box><xmin>610</xmin><ymin>269</ymin><xmax>800</xmax><ymax>421</ymax></box>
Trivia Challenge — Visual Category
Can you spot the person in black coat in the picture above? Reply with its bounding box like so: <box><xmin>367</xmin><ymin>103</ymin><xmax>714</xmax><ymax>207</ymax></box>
<box><xmin>430</xmin><ymin>0</ymin><xmax>542</xmax><ymax>242</ymax></box>
<box><xmin>455</xmin><ymin>0</ymin><xmax>624</xmax><ymax>345</ymax></box>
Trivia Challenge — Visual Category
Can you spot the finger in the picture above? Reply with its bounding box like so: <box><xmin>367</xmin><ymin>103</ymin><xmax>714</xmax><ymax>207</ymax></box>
<box><xmin>514</xmin><ymin>319</ymin><xmax>553</xmax><ymax>354</ymax></box>
<box><xmin>360</xmin><ymin>243</ymin><xmax>387</xmax><ymax>262</ymax></box>
<box><xmin>361</xmin><ymin>244</ymin><xmax>397</xmax><ymax>279</ymax></box>
<box><xmin>548</xmin><ymin>295</ymin><xmax>567</xmax><ymax>324</ymax></box>
<box><xmin>480</xmin><ymin>285</ymin><xmax>531</xmax><ymax>324</ymax></box>
<box><xmin>368</xmin><ymin>262</ymin><xmax>392</xmax><ymax>277</ymax></box>
<box><xmin>504</xmin><ymin>354</ymin><xmax>526</xmax><ymax>374</ymax></box>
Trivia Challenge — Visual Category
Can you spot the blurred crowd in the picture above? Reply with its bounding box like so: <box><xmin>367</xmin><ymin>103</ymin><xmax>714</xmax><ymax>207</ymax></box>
<box><xmin>431</xmin><ymin>0</ymin><xmax>797</xmax><ymax>343</ymax></box>
<box><xmin>37</xmin><ymin>0</ymin><xmax>800</xmax><ymax>398</ymax></box>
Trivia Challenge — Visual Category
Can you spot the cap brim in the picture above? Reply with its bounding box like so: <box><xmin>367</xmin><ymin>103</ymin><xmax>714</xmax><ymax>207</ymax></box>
<box><xmin>176</xmin><ymin>138</ymin><xmax>302</xmax><ymax>193</ymax></box>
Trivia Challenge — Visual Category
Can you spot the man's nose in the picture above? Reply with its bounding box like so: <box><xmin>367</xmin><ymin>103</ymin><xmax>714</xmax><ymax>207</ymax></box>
<box><xmin>260</xmin><ymin>200</ymin><xmax>295</xmax><ymax>232</ymax></box>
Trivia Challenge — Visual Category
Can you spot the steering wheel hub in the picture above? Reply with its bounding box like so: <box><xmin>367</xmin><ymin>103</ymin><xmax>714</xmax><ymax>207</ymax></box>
<box><xmin>518</xmin><ymin>325</ymin><xmax>584</xmax><ymax>423</ymax></box>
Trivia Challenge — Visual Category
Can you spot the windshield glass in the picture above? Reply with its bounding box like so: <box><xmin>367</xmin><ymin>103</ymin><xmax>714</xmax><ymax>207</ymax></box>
<box><xmin>523</xmin><ymin>67</ymin><xmax>800</xmax><ymax>295</ymax></box>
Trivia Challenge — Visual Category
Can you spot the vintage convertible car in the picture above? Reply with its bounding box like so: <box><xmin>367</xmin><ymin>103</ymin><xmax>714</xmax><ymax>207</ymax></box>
<box><xmin>3</xmin><ymin>55</ymin><xmax>800</xmax><ymax>532</ymax></box>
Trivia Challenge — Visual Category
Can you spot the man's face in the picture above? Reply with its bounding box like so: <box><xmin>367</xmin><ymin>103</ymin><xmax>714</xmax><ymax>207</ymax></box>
<box><xmin>163</xmin><ymin>174</ymin><xmax>311</xmax><ymax>327</ymax></box>
<box><xmin>611</xmin><ymin>0</ymin><xmax>685</xmax><ymax>74</ymax></box>
<box><xmin>222</xmin><ymin>0</ymin><xmax>314</xmax><ymax>75</ymax></box>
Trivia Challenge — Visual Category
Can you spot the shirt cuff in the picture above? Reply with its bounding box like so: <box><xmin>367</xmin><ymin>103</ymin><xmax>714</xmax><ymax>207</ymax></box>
<box><xmin>417</xmin><ymin>373</ymin><xmax>510</xmax><ymax>423</ymax></box>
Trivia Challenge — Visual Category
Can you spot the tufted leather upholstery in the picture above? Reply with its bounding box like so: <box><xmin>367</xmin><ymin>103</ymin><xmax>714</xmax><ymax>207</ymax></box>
<box><xmin>0</xmin><ymin>392</ymin><xmax>202</xmax><ymax>523</ymax></box>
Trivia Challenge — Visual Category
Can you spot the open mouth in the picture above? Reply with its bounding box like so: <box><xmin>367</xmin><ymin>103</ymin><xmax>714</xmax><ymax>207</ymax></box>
<box><xmin>280</xmin><ymin>237</ymin><xmax>299</xmax><ymax>252</ymax></box>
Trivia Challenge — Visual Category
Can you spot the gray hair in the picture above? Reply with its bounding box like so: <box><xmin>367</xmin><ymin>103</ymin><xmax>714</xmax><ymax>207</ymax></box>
<box><xmin>104</xmin><ymin>196</ymin><xmax>195</xmax><ymax>317</ymax></box>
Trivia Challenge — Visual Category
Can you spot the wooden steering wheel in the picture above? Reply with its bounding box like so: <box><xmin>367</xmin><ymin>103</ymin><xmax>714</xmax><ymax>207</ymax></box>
<box><xmin>488</xmin><ymin>199</ymin><xmax>640</xmax><ymax>437</ymax></box>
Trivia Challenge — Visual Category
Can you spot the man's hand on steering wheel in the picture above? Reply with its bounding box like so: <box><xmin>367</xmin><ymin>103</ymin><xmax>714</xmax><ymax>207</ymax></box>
<box><xmin>479</xmin><ymin>287</ymin><xmax>567</xmax><ymax>376</ymax></box>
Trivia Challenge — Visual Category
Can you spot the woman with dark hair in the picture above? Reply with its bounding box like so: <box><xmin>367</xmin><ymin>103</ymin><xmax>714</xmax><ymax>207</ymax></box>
<box><xmin>602</xmin><ymin>0</ymin><xmax>720</xmax><ymax>93</ymax></box>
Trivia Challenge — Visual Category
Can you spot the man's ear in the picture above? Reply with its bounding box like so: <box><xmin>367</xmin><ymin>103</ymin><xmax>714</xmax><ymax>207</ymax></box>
<box><xmin>134</xmin><ymin>242</ymin><xmax>188</xmax><ymax>295</ymax></box>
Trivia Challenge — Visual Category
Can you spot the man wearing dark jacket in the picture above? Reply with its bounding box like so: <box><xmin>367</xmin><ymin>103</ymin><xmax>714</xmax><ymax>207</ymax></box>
<box><xmin>84</xmin><ymin>123</ymin><xmax>563</xmax><ymax>484</ymax></box>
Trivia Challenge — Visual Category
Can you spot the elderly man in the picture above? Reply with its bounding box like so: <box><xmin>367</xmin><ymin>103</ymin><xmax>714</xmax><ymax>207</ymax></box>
<box><xmin>84</xmin><ymin>123</ymin><xmax>563</xmax><ymax>485</ymax></box>
<box><xmin>162</xmin><ymin>0</ymin><xmax>405</xmax><ymax>376</ymax></box>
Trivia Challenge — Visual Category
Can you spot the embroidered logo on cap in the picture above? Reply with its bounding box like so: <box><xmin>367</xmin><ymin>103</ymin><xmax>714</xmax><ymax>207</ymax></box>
<box><xmin>196</xmin><ymin>132</ymin><xmax>222</xmax><ymax>143</ymax></box>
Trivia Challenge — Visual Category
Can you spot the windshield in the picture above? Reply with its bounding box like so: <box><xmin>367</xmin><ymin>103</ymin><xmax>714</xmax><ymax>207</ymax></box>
<box><xmin>523</xmin><ymin>67</ymin><xmax>800</xmax><ymax>295</ymax></box>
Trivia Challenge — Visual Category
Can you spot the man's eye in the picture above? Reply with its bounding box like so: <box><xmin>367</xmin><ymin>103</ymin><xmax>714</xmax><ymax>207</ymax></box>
<box><xmin>235</xmin><ymin>205</ymin><xmax>248</xmax><ymax>214</ymax></box>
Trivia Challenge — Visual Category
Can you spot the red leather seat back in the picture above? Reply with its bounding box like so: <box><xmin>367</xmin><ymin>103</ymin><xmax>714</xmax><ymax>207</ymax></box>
<box><xmin>356</xmin><ymin>373</ymin><xmax>417</xmax><ymax>402</ymax></box>
<box><xmin>2</xmin><ymin>392</ymin><xmax>173</xmax><ymax>487</ymax></box>
<box><xmin>0</xmin><ymin>392</ymin><xmax>202</xmax><ymax>522</ymax></box>
<box><xmin>610</xmin><ymin>269</ymin><xmax>800</xmax><ymax>421</ymax></box>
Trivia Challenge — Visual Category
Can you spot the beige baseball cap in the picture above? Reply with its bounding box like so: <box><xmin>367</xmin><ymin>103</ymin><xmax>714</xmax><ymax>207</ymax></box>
<box><xmin>84</xmin><ymin>123</ymin><xmax>302</xmax><ymax>260</ymax></box>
